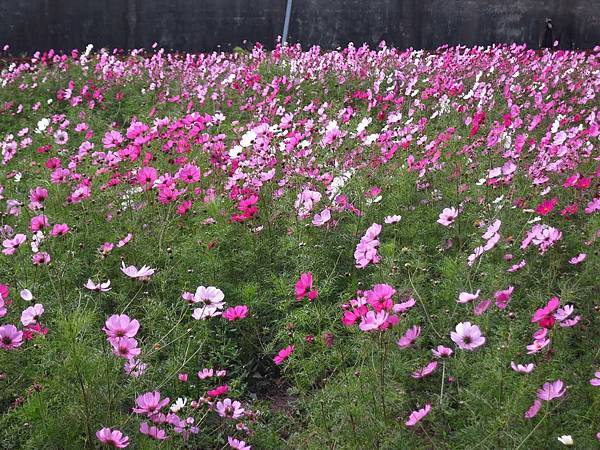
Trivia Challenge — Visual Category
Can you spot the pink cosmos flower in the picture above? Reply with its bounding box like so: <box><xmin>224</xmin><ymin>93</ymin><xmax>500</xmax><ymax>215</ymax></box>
<box><xmin>136</xmin><ymin>166</ymin><xmax>158</xmax><ymax>188</ymax></box>
<box><xmin>437</xmin><ymin>207</ymin><xmax>458</xmax><ymax>226</ymax></box>
<box><xmin>116</xmin><ymin>233</ymin><xmax>132</xmax><ymax>248</ymax></box>
<box><xmin>50</xmin><ymin>223</ymin><xmax>70</xmax><ymax>237</ymax></box>
<box><xmin>354</xmin><ymin>223</ymin><xmax>382</xmax><ymax>268</ymax></box>
<box><xmin>568</xmin><ymin>253</ymin><xmax>586</xmax><ymax>265</ymax></box>
<box><xmin>384</xmin><ymin>215</ymin><xmax>402</xmax><ymax>224</ymax></box>
<box><xmin>274</xmin><ymin>345</ymin><xmax>294</xmax><ymax>365</ymax></box>
<box><xmin>411</xmin><ymin>361</ymin><xmax>438</xmax><ymax>379</ymax></box>
<box><xmin>510</xmin><ymin>362</ymin><xmax>535</xmax><ymax>374</ymax></box>
<box><xmin>124</xmin><ymin>359</ymin><xmax>147</xmax><ymax>378</ymax></box>
<box><xmin>431</xmin><ymin>345</ymin><xmax>453</xmax><ymax>358</ymax></box>
<box><xmin>527</xmin><ymin>337</ymin><xmax>551</xmax><ymax>354</ymax></box>
<box><xmin>207</xmin><ymin>384</ymin><xmax>229</xmax><ymax>397</ymax></box>
<box><xmin>524</xmin><ymin>399</ymin><xmax>542</xmax><ymax>419</ymax></box>
<box><xmin>30</xmin><ymin>215</ymin><xmax>49</xmax><ymax>232</ymax></box>
<box><xmin>474</xmin><ymin>299</ymin><xmax>492</xmax><ymax>316</ymax></box>
<box><xmin>177</xmin><ymin>164</ymin><xmax>201</xmax><ymax>184</ymax></box>
<box><xmin>102</xmin><ymin>130</ymin><xmax>124</xmax><ymax>149</ymax></box>
<box><xmin>393</xmin><ymin>297</ymin><xmax>416</xmax><ymax>313</ymax></box>
<box><xmin>103</xmin><ymin>314</ymin><xmax>139</xmax><ymax>338</ymax></box>
<box><xmin>359</xmin><ymin>310</ymin><xmax>389</xmax><ymax>332</ymax></box>
<box><xmin>458</xmin><ymin>290</ymin><xmax>480</xmax><ymax>304</ymax></box>
<box><xmin>222</xmin><ymin>305</ymin><xmax>249</xmax><ymax>321</ymax></box>
<box><xmin>20</xmin><ymin>303</ymin><xmax>44</xmax><ymax>326</ymax></box>
<box><xmin>494</xmin><ymin>286</ymin><xmax>514</xmax><ymax>309</ymax></box>
<box><xmin>139</xmin><ymin>422</ymin><xmax>167</xmax><ymax>440</ymax></box>
<box><xmin>397</xmin><ymin>325</ymin><xmax>421</xmax><ymax>349</ymax></box>
<box><xmin>508</xmin><ymin>260</ymin><xmax>526</xmax><ymax>272</ymax></box>
<box><xmin>110</xmin><ymin>337</ymin><xmax>141</xmax><ymax>359</ymax></box>
<box><xmin>192</xmin><ymin>305</ymin><xmax>223</xmax><ymax>320</ymax></box>
<box><xmin>85</xmin><ymin>279</ymin><xmax>112</xmax><ymax>292</ymax></box>
<box><xmin>0</xmin><ymin>324</ymin><xmax>23</xmax><ymax>350</ymax></box>
<box><xmin>589</xmin><ymin>372</ymin><xmax>600</xmax><ymax>386</ymax></box>
<box><xmin>531</xmin><ymin>297</ymin><xmax>560</xmax><ymax>328</ymax></box>
<box><xmin>96</xmin><ymin>428</ymin><xmax>129</xmax><ymax>448</ymax></box>
<box><xmin>537</xmin><ymin>380</ymin><xmax>566</xmax><ymax>401</ymax></box>
<box><xmin>405</xmin><ymin>404</ymin><xmax>432</xmax><ymax>427</ymax></box>
<box><xmin>295</xmin><ymin>272</ymin><xmax>318</xmax><ymax>301</ymax></box>
<box><xmin>228</xmin><ymin>436</ymin><xmax>252</xmax><ymax>450</ymax></box>
<box><xmin>120</xmin><ymin>261</ymin><xmax>155</xmax><ymax>280</ymax></box>
<box><xmin>365</xmin><ymin>284</ymin><xmax>396</xmax><ymax>312</ymax></box>
<box><xmin>535</xmin><ymin>197</ymin><xmax>558</xmax><ymax>216</ymax></box>
<box><xmin>450</xmin><ymin>322</ymin><xmax>485</xmax><ymax>350</ymax></box>
<box><xmin>216</xmin><ymin>398</ymin><xmax>245</xmax><ymax>419</ymax></box>
<box><xmin>32</xmin><ymin>252</ymin><xmax>51</xmax><ymax>265</ymax></box>
<box><xmin>133</xmin><ymin>391</ymin><xmax>170</xmax><ymax>416</ymax></box>
<box><xmin>312</xmin><ymin>209</ymin><xmax>331</xmax><ymax>226</ymax></box>
<box><xmin>2</xmin><ymin>233</ymin><xmax>26</xmax><ymax>255</ymax></box>
<box><xmin>193</xmin><ymin>286</ymin><xmax>225</xmax><ymax>306</ymax></box>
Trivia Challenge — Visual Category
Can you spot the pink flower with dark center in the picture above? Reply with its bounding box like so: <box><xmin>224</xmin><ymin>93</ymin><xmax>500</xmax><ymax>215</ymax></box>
<box><xmin>133</xmin><ymin>391</ymin><xmax>170</xmax><ymax>416</ymax></box>
<box><xmin>136</xmin><ymin>166</ymin><xmax>158</xmax><ymax>188</ymax></box>
<box><xmin>494</xmin><ymin>286</ymin><xmax>514</xmax><ymax>309</ymax></box>
<box><xmin>0</xmin><ymin>324</ymin><xmax>23</xmax><ymax>350</ymax></box>
<box><xmin>96</xmin><ymin>428</ymin><xmax>129</xmax><ymax>448</ymax></box>
<box><xmin>216</xmin><ymin>398</ymin><xmax>245</xmax><ymax>419</ymax></box>
<box><xmin>365</xmin><ymin>284</ymin><xmax>395</xmax><ymax>312</ymax></box>
<box><xmin>295</xmin><ymin>272</ymin><xmax>318</xmax><ymax>301</ymax></box>
<box><xmin>20</xmin><ymin>303</ymin><xmax>44</xmax><ymax>326</ymax></box>
<box><xmin>222</xmin><ymin>305</ymin><xmax>248</xmax><ymax>321</ymax></box>
<box><xmin>102</xmin><ymin>130</ymin><xmax>124</xmax><ymax>149</ymax></box>
<box><xmin>450</xmin><ymin>322</ymin><xmax>485</xmax><ymax>350</ymax></box>
<box><xmin>30</xmin><ymin>214</ymin><xmax>49</xmax><ymax>232</ymax></box>
<box><xmin>273</xmin><ymin>345</ymin><xmax>294</xmax><ymax>365</ymax></box>
<box><xmin>431</xmin><ymin>345</ymin><xmax>453</xmax><ymax>358</ymax></box>
<box><xmin>537</xmin><ymin>380</ymin><xmax>566</xmax><ymax>401</ymax></box>
<box><xmin>50</xmin><ymin>223</ymin><xmax>70</xmax><ymax>237</ymax></box>
<box><xmin>411</xmin><ymin>360</ymin><xmax>438</xmax><ymax>379</ymax></box>
<box><xmin>2</xmin><ymin>233</ymin><xmax>26</xmax><ymax>255</ymax></box>
<box><xmin>139</xmin><ymin>422</ymin><xmax>167</xmax><ymax>440</ymax></box>
<box><xmin>103</xmin><ymin>314</ymin><xmax>139</xmax><ymax>338</ymax></box>
<box><xmin>110</xmin><ymin>337</ymin><xmax>141</xmax><ymax>359</ymax></box>
<box><xmin>397</xmin><ymin>325</ymin><xmax>421</xmax><ymax>349</ymax></box>
<box><xmin>437</xmin><ymin>207</ymin><xmax>458</xmax><ymax>226</ymax></box>
<box><xmin>405</xmin><ymin>404</ymin><xmax>432</xmax><ymax>427</ymax></box>
<box><xmin>177</xmin><ymin>164</ymin><xmax>201</xmax><ymax>184</ymax></box>
<box><xmin>32</xmin><ymin>252</ymin><xmax>51</xmax><ymax>265</ymax></box>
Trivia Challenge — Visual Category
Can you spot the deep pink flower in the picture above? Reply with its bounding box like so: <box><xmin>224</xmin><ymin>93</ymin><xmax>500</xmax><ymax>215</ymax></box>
<box><xmin>531</xmin><ymin>297</ymin><xmax>560</xmax><ymax>328</ymax></box>
<box><xmin>0</xmin><ymin>324</ymin><xmax>23</xmax><ymax>350</ymax></box>
<box><xmin>207</xmin><ymin>384</ymin><xmax>229</xmax><ymax>397</ymax></box>
<box><xmin>177</xmin><ymin>164</ymin><xmax>201</xmax><ymax>184</ymax></box>
<box><xmin>537</xmin><ymin>380</ymin><xmax>566</xmax><ymax>401</ymax></box>
<box><xmin>274</xmin><ymin>345</ymin><xmax>294</xmax><ymax>365</ymax></box>
<box><xmin>405</xmin><ymin>404</ymin><xmax>432</xmax><ymax>427</ymax></box>
<box><xmin>365</xmin><ymin>284</ymin><xmax>395</xmax><ymax>312</ymax></box>
<box><xmin>295</xmin><ymin>272</ymin><xmax>318</xmax><ymax>301</ymax></box>
<box><xmin>96</xmin><ymin>428</ymin><xmax>129</xmax><ymax>448</ymax></box>
<box><xmin>50</xmin><ymin>223</ymin><xmax>70</xmax><ymax>237</ymax></box>
<box><xmin>110</xmin><ymin>337</ymin><xmax>141</xmax><ymax>359</ymax></box>
<box><xmin>30</xmin><ymin>214</ymin><xmax>50</xmax><ymax>232</ymax></box>
<box><xmin>494</xmin><ymin>286</ymin><xmax>514</xmax><ymax>309</ymax></box>
<box><xmin>136</xmin><ymin>166</ymin><xmax>158</xmax><ymax>188</ymax></box>
<box><xmin>535</xmin><ymin>197</ymin><xmax>558</xmax><ymax>216</ymax></box>
<box><xmin>222</xmin><ymin>305</ymin><xmax>248</xmax><ymax>321</ymax></box>
<box><xmin>450</xmin><ymin>322</ymin><xmax>485</xmax><ymax>350</ymax></box>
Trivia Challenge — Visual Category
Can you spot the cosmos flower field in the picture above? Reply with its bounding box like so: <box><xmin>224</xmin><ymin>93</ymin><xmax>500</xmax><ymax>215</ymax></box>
<box><xmin>0</xmin><ymin>42</ymin><xmax>598</xmax><ymax>449</ymax></box>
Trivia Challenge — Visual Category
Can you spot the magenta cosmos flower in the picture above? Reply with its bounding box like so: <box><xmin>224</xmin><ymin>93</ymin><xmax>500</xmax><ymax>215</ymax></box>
<box><xmin>405</xmin><ymin>404</ymin><xmax>432</xmax><ymax>427</ymax></box>
<box><xmin>216</xmin><ymin>398</ymin><xmax>245</xmax><ymax>419</ymax></box>
<box><xmin>110</xmin><ymin>337</ymin><xmax>141</xmax><ymax>359</ymax></box>
<box><xmin>537</xmin><ymin>379</ymin><xmax>566</xmax><ymax>401</ymax></box>
<box><xmin>103</xmin><ymin>314</ymin><xmax>140</xmax><ymax>338</ymax></box>
<box><xmin>222</xmin><ymin>305</ymin><xmax>249</xmax><ymax>321</ymax></box>
<box><xmin>397</xmin><ymin>325</ymin><xmax>421</xmax><ymax>349</ymax></box>
<box><xmin>96</xmin><ymin>428</ymin><xmax>129</xmax><ymax>448</ymax></box>
<box><xmin>494</xmin><ymin>286</ymin><xmax>514</xmax><ymax>309</ymax></box>
<box><xmin>450</xmin><ymin>322</ymin><xmax>485</xmax><ymax>350</ymax></box>
<box><xmin>274</xmin><ymin>345</ymin><xmax>294</xmax><ymax>365</ymax></box>
<box><xmin>295</xmin><ymin>272</ymin><xmax>318</xmax><ymax>301</ymax></box>
<box><xmin>133</xmin><ymin>391</ymin><xmax>170</xmax><ymax>417</ymax></box>
<box><xmin>0</xmin><ymin>324</ymin><xmax>24</xmax><ymax>350</ymax></box>
<box><xmin>531</xmin><ymin>297</ymin><xmax>560</xmax><ymax>328</ymax></box>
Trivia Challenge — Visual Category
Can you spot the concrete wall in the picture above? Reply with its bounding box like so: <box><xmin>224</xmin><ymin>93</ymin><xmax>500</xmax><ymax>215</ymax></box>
<box><xmin>1</xmin><ymin>0</ymin><xmax>598</xmax><ymax>54</ymax></box>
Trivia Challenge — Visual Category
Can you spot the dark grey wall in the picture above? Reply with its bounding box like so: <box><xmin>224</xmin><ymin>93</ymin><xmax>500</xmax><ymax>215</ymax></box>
<box><xmin>1</xmin><ymin>0</ymin><xmax>598</xmax><ymax>54</ymax></box>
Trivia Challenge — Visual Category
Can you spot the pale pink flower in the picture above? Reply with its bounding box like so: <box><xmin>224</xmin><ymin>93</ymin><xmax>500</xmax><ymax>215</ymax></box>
<box><xmin>510</xmin><ymin>362</ymin><xmax>535</xmax><ymax>374</ymax></box>
<box><xmin>458</xmin><ymin>290</ymin><xmax>480</xmax><ymax>304</ymax></box>
<box><xmin>228</xmin><ymin>436</ymin><xmax>252</xmax><ymax>450</ymax></box>
<box><xmin>140</xmin><ymin>422</ymin><xmax>167</xmax><ymax>440</ymax></box>
<box><xmin>537</xmin><ymin>380</ymin><xmax>566</xmax><ymax>401</ymax></box>
<box><xmin>589</xmin><ymin>371</ymin><xmax>600</xmax><ymax>386</ymax></box>
<box><xmin>0</xmin><ymin>324</ymin><xmax>23</xmax><ymax>350</ymax></box>
<box><xmin>312</xmin><ymin>209</ymin><xmax>331</xmax><ymax>226</ymax></box>
<box><xmin>85</xmin><ymin>279</ymin><xmax>111</xmax><ymax>292</ymax></box>
<box><xmin>110</xmin><ymin>337</ymin><xmax>141</xmax><ymax>359</ymax></box>
<box><xmin>431</xmin><ymin>345</ymin><xmax>453</xmax><ymax>358</ymax></box>
<box><xmin>411</xmin><ymin>361</ymin><xmax>438</xmax><ymax>379</ymax></box>
<box><xmin>133</xmin><ymin>391</ymin><xmax>170</xmax><ymax>416</ymax></box>
<box><xmin>216</xmin><ymin>398</ymin><xmax>245</xmax><ymax>419</ymax></box>
<box><xmin>359</xmin><ymin>310</ymin><xmax>389</xmax><ymax>332</ymax></box>
<box><xmin>103</xmin><ymin>314</ymin><xmax>139</xmax><ymax>338</ymax></box>
<box><xmin>192</xmin><ymin>305</ymin><xmax>223</xmax><ymax>320</ymax></box>
<box><xmin>568</xmin><ymin>253</ymin><xmax>586</xmax><ymax>264</ymax></box>
<box><xmin>397</xmin><ymin>325</ymin><xmax>421</xmax><ymax>349</ymax></box>
<box><xmin>450</xmin><ymin>322</ymin><xmax>485</xmax><ymax>350</ymax></box>
<box><xmin>20</xmin><ymin>303</ymin><xmax>44</xmax><ymax>326</ymax></box>
<box><xmin>124</xmin><ymin>359</ymin><xmax>147</xmax><ymax>378</ymax></box>
<box><xmin>2</xmin><ymin>233</ymin><xmax>26</xmax><ymax>255</ymax></box>
<box><xmin>384</xmin><ymin>215</ymin><xmax>402</xmax><ymax>224</ymax></box>
<box><xmin>393</xmin><ymin>297</ymin><xmax>416</xmax><ymax>313</ymax></box>
<box><xmin>474</xmin><ymin>299</ymin><xmax>492</xmax><ymax>316</ymax></box>
<box><xmin>120</xmin><ymin>261</ymin><xmax>155</xmax><ymax>280</ymax></box>
<box><xmin>524</xmin><ymin>399</ymin><xmax>542</xmax><ymax>419</ymax></box>
<box><xmin>527</xmin><ymin>338</ymin><xmax>551</xmax><ymax>354</ymax></box>
<box><xmin>193</xmin><ymin>286</ymin><xmax>225</xmax><ymax>306</ymax></box>
<box><xmin>405</xmin><ymin>404</ymin><xmax>431</xmax><ymax>427</ymax></box>
<box><xmin>437</xmin><ymin>207</ymin><xmax>458</xmax><ymax>226</ymax></box>
<box><xmin>96</xmin><ymin>428</ymin><xmax>129</xmax><ymax>448</ymax></box>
